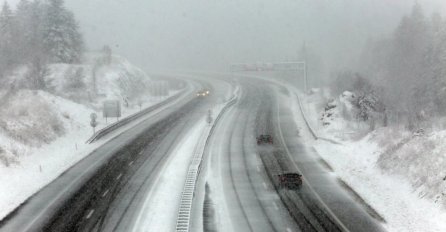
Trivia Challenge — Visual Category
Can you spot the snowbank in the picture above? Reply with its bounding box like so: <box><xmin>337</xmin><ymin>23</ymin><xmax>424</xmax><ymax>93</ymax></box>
<box><xmin>0</xmin><ymin>55</ymin><xmax>180</xmax><ymax>220</ymax></box>
<box><xmin>296</xmin><ymin>87</ymin><xmax>446</xmax><ymax>232</ymax></box>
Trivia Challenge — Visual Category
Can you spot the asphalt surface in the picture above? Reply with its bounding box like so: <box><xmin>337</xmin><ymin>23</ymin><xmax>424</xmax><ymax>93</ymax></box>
<box><xmin>202</xmin><ymin>79</ymin><xmax>386</xmax><ymax>232</ymax></box>
<box><xmin>0</xmin><ymin>75</ymin><xmax>387</xmax><ymax>232</ymax></box>
<box><xmin>0</xmin><ymin>78</ymin><xmax>225</xmax><ymax>232</ymax></box>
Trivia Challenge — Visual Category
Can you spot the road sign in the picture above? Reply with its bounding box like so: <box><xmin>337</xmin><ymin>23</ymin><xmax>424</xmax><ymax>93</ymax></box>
<box><xmin>90</xmin><ymin>120</ymin><xmax>98</xmax><ymax>128</ymax></box>
<box><xmin>90</xmin><ymin>113</ymin><xmax>98</xmax><ymax>133</ymax></box>
<box><xmin>230</xmin><ymin>61</ymin><xmax>308</xmax><ymax>92</ymax></box>
<box><xmin>103</xmin><ymin>100</ymin><xmax>121</xmax><ymax>118</ymax></box>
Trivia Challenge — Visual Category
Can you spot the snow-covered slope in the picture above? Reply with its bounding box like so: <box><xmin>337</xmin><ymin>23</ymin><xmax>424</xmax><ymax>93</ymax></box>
<box><xmin>0</xmin><ymin>53</ymin><xmax>153</xmax><ymax>149</ymax></box>
<box><xmin>0</xmin><ymin>55</ymin><xmax>179</xmax><ymax>220</ymax></box>
<box><xmin>297</xmin><ymin>87</ymin><xmax>446</xmax><ymax>232</ymax></box>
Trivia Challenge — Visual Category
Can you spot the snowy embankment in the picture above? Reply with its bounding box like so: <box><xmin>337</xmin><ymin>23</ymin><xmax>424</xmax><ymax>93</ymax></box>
<box><xmin>294</xmin><ymin>87</ymin><xmax>446</xmax><ymax>232</ymax></box>
<box><xmin>0</xmin><ymin>54</ymin><xmax>181</xmax><ymax>220</ymax></box>
<box><xmin>132</xmin><ymin>117</ymin><xmax>207</xmax><ymax>232</ymax></box>
<box><xmin>132</xmin><ymin>88</ymin><xmax>237</xmax><ymax>232</ymax></box>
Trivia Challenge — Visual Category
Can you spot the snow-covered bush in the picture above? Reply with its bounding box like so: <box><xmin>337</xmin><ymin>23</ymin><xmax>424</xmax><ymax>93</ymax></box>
<box><xmin>0</xmin><ymin>146</ymin><xmax>18</xmax><ymax>167</ymax></box>
<box><xmin>354</xmin><ymin>92</ymin><xmax>379</xmax><ymax>121</ymax></box>
<box><xmin>65</xmin><ymin>67</ymin><xmax>86</xmax><ymax>90</ymax></box>
<box><xmin>0</xmin><ymin>90</ymin><xmax>65</xmax><ymax>147</ymax></box>
<box><xmin>377</xmin><ymin>130</ymin><xmax>446</xmax><ymax>204</ymax></box>
<box><xmin>321</xmin><ymin>98</ymin><xmax>337</xmax><ymax>126</ymax></box>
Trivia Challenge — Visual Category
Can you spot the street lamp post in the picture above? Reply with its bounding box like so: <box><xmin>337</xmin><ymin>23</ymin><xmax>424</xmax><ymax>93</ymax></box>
<box><xmin>303</xmin><ymin>61</ymin><xmax>308</xmax><ymax>93</ymax></box>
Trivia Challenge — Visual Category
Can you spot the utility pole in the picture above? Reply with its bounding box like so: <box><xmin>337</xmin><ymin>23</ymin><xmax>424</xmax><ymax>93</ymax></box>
<box><xmin>301</xmin><ymin>42</ymin><xmax>308</xmax><ymax>93</ymax></box>
<box><xmin>303</xmin><ymin>61</ymin><xmax>308</xmax><ymax>93</ymax></box>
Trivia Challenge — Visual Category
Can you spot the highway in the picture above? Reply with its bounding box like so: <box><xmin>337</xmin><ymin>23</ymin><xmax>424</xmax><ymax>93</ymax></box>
<box><xmin>0</xmin><ymin>75</ymin><xmax>387</xmax><ymax>232</ymax></box>
<box><xmin>197</xmin><ymin>78</ymin><xmax>386</xmax><ymax>232</ymax></box>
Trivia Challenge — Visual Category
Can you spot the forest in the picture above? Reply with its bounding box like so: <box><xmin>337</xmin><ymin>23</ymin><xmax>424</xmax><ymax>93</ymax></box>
<box><xmin>0</xmin><ymin>0</ymin><xmax>83</xmax><ymax>90</ymax></box>
<box><xmin>331</xmin><ymin>3</ymin><xmax>446</xmax><ymax>130</ymax></box>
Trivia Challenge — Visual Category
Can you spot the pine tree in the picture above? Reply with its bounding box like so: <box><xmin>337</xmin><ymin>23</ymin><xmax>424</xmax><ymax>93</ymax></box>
<box><xmin>66</xmin><ymin>67</ymin><xmax>85</xmax><ymax>89</ymax></box>
<box><xmin>15</xmin><ymin>0</ymin><xmax>32</xmax><ymax>62</ymax></box>
<box><xmin>102</xmin><ymin>45</ymin><xmax>112</xmax><ymax>65</ymax></box>
<box><xmin>386</xmin><ymin>3</ymin><xmax>429</xmax><ymax>118</ymax></box>
<box><xmin>28</xmin><ymin>0</ymin><xmax>46</xmax><ymax>59</ymax></box>
<box><xmin>42</xmin><ymin>0</ymin><xmax>83</xmax><ymax>63</ymax></box>
<box><xmin>27</xmin><ymin>57</ymin><xmax>50</xmax><ymax>90</ymax></box>
<box><xmin>0</xmin><ymin>2</ymin><xmax>17</xmax><ymax>77</ymax></box>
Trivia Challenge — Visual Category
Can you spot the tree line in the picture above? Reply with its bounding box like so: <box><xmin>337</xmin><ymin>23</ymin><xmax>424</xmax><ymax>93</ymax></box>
<box><xmin>0</xmin><ymin>0</ymin><xmax>83</xmax><ymax>89</ymax></box>
<box><xmin>333</xmin><ymin>3</ymin><xmax>446</xmax><ymax>130</ymax></box>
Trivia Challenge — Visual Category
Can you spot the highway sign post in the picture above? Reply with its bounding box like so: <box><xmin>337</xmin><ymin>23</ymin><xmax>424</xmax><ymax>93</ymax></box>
<box><xmin>138</xmin><ymin>99</ymin><xmax>143</xmax><ymax>111</ymax></box>
<box><xmin>207</xmin><ymin>110</ymin><xmax>213</xmax><ymax>124</ymax></box>
<box><xmin>103</xmin><ymin>100</ymin><xmax>121</xmax><ymax>123</ymax></box>
<box><xmin>230</xmin><ymin>61</ymin><xmax>308</xmax><ymax>92</ymax></box>
<box><xmin>90</xmin><ymin>113</ymin><xmax>98</xmax><ymax>133</ymax></box>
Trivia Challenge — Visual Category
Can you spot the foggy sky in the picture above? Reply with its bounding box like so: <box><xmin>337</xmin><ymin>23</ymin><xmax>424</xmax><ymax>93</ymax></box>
<box><xmin>4</xmin><ymin>0</ymin><xmax>446</xmax><ymax>72</ymax></box>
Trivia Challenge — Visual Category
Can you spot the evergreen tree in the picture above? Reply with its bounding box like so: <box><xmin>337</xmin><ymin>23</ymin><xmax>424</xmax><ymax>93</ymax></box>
<box><xmin>43</xmin><ymin>0</ymin><xmax>83</xmax><ymax>63</ymax></box>
<box><xmin>15</xmin><ymin>0</ymin><xmax>33</xmax><ymax>62</ymax></box>
<box><xmin>102</xmin><ymin>45</ymin><xmax>112</xmax><ymax>65</ymax></box>
<box><xmin>28</xmin><ymin>0</ymin><xmax>46</xmax><ymax>59</ymax></box>
<box><xmin>385</xmin><ymin>3</ymin><xmax>429</xmax><ymax>118</ymax></box>
<box><xmin>0</xmin><ymin>2</ymin><xmax>17</xmax><ymax>77</ymax></box>
<box><xmin>66</xmin><ymin>67</ymin><xmax>85</xmax><ymax>89</ymax></box>
<box><xmin>27</xmin><ymin>57</ymin><xmax>50</xmax><ymax>90</ymax></box>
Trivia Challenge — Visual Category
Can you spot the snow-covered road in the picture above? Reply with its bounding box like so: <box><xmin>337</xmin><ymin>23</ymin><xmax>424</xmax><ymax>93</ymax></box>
<box><xmin>197</xmin><ymin>78</ymin><xmax>386</xmax><ymax>232</ymax></box>
<box><xmin>0</xmin><ymin>73</ymin><xmax>396</xmax><ymax>232</ymax></box>
<box><xmin>0</xmin><ymin>76</ymin><xmax>232</xmax><ymax>231</ymax></box>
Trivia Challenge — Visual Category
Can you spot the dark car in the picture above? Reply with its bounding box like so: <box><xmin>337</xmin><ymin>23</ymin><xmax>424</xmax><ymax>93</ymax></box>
<box><xmin>256</xmin><ymin>134</ymin><xmax>273</xmax><ymax>145</ymax></box>
<box><xmin>278</xmin><ymin>173</ymin><xmax>303</xmax><ymax>189</ymax></box>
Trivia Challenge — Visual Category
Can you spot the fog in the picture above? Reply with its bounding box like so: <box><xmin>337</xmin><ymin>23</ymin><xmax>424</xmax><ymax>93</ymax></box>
<box><xmin>4</xmin><ymin>0</ymin><xmax>446</xmax><ymax>72</ymax></box>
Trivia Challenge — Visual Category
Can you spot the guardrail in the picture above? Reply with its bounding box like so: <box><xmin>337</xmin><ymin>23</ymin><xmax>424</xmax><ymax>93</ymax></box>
<box><xmin>295</xmin><ymin>92</ymin><xmax>342</xmax><ymax>145</ymax></box>
<box><xmin>295</xmin><ymin>92</ymin><xmax>318</xmax><ymax>140</ymax></box>
<box><xmin>175</xmin><ymin>92</ymin><xmax>238</xmax><ymax>232</ymax></box>
<box><xmin>86</xmin><ymin>89</ymin><xmax>187</xmax><ymax>144</ymax></box>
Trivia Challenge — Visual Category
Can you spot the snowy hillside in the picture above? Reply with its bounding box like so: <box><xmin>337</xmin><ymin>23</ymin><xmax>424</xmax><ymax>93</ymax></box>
<box><xmin>298</xmin><ymin>88</ymin><xmax>446</xmax><ymax>232</ymax></box>
<box><xmin>0</xmin><ymin>54</ymin><xmax>182</xmax><ymax>220</ymax></box>
<box><xmin>0</xmin><ymin>53</ymin><xmax>170</xmax><ymax>164</ymax></box>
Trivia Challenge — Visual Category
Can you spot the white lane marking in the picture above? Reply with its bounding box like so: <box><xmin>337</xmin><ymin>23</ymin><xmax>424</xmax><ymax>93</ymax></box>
<box><xmin>273</xmin><ymin>202</ymin><xmax>279</xmax><ymax>210</ymax></box>
<box><xmin>102</xmin><ymin>189</ymin><xmax>109</xmax><ymax>197</ymax></box>
<box><xmin>116</xmin><ymin>173</ymin><xmax>123</xmax><ymax>180</ymax></box>
<box><xmin>286</xmin><ymin>228</ymin><xmax>293</xmax><ymax>232</ymax></box>
<box><xmin>263</xmin><ymin>182</ymin><xmax>268</xmax><ymax>189</ymax></box>
<box><xmin>20</xmin><ymin>87</ymin><xmax>198</xmax><ymax>231</ymax></box>
<box><xmin>128</xmin><ymin>161</ymin><xmax>134</xmax><ymax>166</ymax></box>
<box><xmin>86</xmin><ymin>209</ymin><xmax>95</xmax><ymax>219</ymax></box>
<box><xmin>276</xmin><ymin>96</ymin><xmax>351</xmax><ymax>232</ymax></box>
<box><xmin>22</xmin><ymin>151</ymin><xmax>119</xmax><ymax>231</ymax></box>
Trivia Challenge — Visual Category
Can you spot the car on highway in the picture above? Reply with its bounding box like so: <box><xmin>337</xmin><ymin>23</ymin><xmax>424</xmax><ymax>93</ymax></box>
<box><xmin>278</xmin><ymin>173</ymin><xmax>303</xmax><ymax>189</ymax></box>
<box><xmin>196</xmin><ymin>90</ymin><xmax>210</xmax><ymax>97</ymax></box>
<box><xmin>256</xmin><ymin>134</ymin><xmax>273</xmax><ymax>145</ymax></box>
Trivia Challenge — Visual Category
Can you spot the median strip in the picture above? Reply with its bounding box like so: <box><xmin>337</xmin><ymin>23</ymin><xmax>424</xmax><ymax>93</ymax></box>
<box><xmin>175</xmin><ymin>91</ymin><xmax>238</xmax><ymax>232</ymax></box>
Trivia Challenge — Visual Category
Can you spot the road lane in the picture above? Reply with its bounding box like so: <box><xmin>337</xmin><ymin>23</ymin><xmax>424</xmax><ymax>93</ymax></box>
<box><xmin>203</xmin><ymin>83</ymin><xmax>300</xmax><ymax>232</ymax></box>
<box><xmin>0</xmin><ymin>77</ymin><xmax>230</xmax><ymax>232</ymax></box>
<box><xmin>202</xmin><ymin>78</ymin><xmax>386</xmax><ymax>232</ymax></box>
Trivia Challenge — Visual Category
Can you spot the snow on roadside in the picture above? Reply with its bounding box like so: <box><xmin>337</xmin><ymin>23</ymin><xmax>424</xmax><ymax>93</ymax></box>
<box><xmin>291</xmin><ymin>87</ymin><xmax>446</xmax><ymax>232</ymax></box>
<box><xmin>132</xmin><ymin>118</ymin><xmax>207</xmax><ymax>232</ymax></box>
<box><xmin>0</xmin><ymin>88</ymin><xmax>180</xmax><ymax>220</ymax></box>
<box><xmin>131</xmin><ymin>93</ymin><xmax>234</xmax><ymax>231</ymax></box>
<box><xmin>217</xmin><ymin>74</ymin><xmax>446</xmax><ymax>231</ymax></box>
<box><xmin>314</xmin><ymin>137</ymin><xmax>446</xmax><ymax>232</ymax></box>
<box><xmin>0</xmin><ymin>55</ymin><xmax>183</xmax><ymax>221</ymax></box>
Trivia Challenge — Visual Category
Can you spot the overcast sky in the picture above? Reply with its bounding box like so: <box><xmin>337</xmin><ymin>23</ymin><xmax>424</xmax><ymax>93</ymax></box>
<box><xmin>3</xmin><ymin>0</ymin><xmax>446</xmax><ymax>72</ymax></box>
